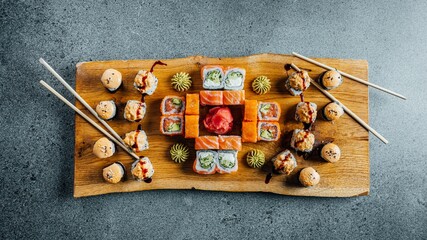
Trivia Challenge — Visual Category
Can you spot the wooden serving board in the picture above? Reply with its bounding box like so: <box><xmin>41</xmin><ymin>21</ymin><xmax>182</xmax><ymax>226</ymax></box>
<box><xmin>74</xmin><ymin>54</ymin><xmax>369</xmax><ymax>198</ymax></box>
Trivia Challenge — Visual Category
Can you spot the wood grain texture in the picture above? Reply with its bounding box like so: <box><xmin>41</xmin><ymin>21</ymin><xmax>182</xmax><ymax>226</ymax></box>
<box><xmin>74</xmin><ymin>54</ymin><xmax>369</xmax><ymax>198</ymax></box>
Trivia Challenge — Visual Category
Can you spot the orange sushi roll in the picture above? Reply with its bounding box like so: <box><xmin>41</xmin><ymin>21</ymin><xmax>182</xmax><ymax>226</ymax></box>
<box><xmin>195</xmin><ymin>136</ymin><xmax>219</xmax><ymax>150</ymax></box>
<box><xmin>218</xmin><ymin>135</ymin><xmax>242</xmax><ymax>151</ymax></box>
<box><xmin>185</xmin><ymin>93</ymin><xmax>199</xmax><ymax>115</ymax></box>
<box><xmin>200</xmin><ymin>91</ymin><xmax>223</xmax><ymax>106</ymax></box>
<box><xmin>257</xmin><ymin>121</ymin><xmax>281</xmax><ymax>141</ymax></box>
<box><xmin>242</xmin><ymin>121</ymin><xmax>257</xmax><ymax>143</ymax></box>
<box><xmin>258</xmin><ymin>101</ymin><xmax>281</xmax><ymax>122</ymax></box>
<box><xmin>244</xmin><ymin>99</ymin><xmax>258</xmax><ymax>122</ymax></box>
<box><xmin>223</xmin><ymin>90</ymin><xmax>245</xmax><ymax>105</ymax></box>
<box><xmin>201</xmin><ymin>65</ymin><xmax>224</xmax><ymax>89</ymax></box>
<box><xmin>185</xmin><ymin>115</ymin><xmax>199</xmax><ymax>139</ymax></box>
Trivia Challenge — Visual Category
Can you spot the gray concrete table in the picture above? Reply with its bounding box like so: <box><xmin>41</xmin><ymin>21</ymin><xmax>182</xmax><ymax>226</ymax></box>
<box><xmin>1</xmin><ymin>0</ymin><xmax>426</xmax><ymax>239</ymax></box>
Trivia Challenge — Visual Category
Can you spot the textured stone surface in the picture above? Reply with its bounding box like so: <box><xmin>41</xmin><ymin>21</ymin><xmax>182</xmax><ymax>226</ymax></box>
<box><xmin>0</xmin><ymin>0</ymin><xmax>426</xmax><ymax>239</ymax></box>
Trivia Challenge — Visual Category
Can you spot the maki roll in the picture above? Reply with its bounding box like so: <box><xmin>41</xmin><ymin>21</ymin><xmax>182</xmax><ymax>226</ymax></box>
<box><xmin>295</xmin><ymin>102</ymin><xmax>318</xmax><ymax>125</ymax></box>
<box><xmin>290</xmin><ymin>129</ymin><xmax>315</xmax><ymax>152</ymax></box>
<box><xmin>193</xmin><ymin>150</ymin><xmax>217</xmax><ymax>174</ymax></box>
<box><xmin>271</xmin><ymin>149</ymin><xmax>297</xmax><ymax>175</ymax></box>
<box><xmin>199</xmin><ymin>91</ymin><xmax>223</xmax><ymax>106</ymax></box>
<box><xmin>223</xmin><ymin>90</ymin><xmax>245</xmax><ymax>105</ymax></box>
<box><xmin>102</xmin><ymin>162</ymin><xmax>125</xmax><ymax>184</ymax></box>
<box><xmin>299</xmin><ymin>167</ymin><xmax>320</xmax><ymax>187</ymax></box>
<box><xmin>134</xmin><ymin>70</ymin><xmax>159</xmax><ymax>95</ymax></box>
<box><xmin>218</xmin><ymin>135</ymin><xmax>242</xmax><ymax>151</ymax></box>
<box><xmin>93</xmin><ymin>137</ymin><xmax>115</xmax><ymax>158</ymax></box>
<box><xmin>160</xmin><ymin>115</ymin><xmax>184</xmax><ymax>136</ymax></box>
<box><xmin>96</xmin><ymin>100</ymin><xmax>116</xmax><ymax>120</ymax></box>
<box><xmin>123</xmin><ymin>130</ymin><xmax>149</xmax><ymax>152</ymax></box>
<box><xmin>124</xmin><ymin>100</ymin><xmax>146</xmax><ymax>122</ymax></box>
<box><xmin>195</xmin><ymin>136</ymin><xmax>219</xmax><ymax>150</ymax></box>
<box><xmin>185</xmin><ymin>93</ymin><xmax>199</xmax><ymax>115</ymax></box>
<box><xmin>322</xmin><ymin>102</ymin><xmax>344</xmax><ymax>121</ymax></box>
<box><xmin>257</xmin><ymin>101</ymin><xmax>281</xmax><ymax>121</ymax></box>
<box><xmin>320</xmin><ymin>143</ymin><xmax>341</xmax><ymax>163</ymax></box>
<box><xmin>223</xmin><ymin>67</ymin><xmax>245</xmax><ymax>90</ymax></box>
<box><xmin>285</xmin><ymin>70</ymin><xmax>311</xmax><ymax>96</ymax></box>
<box><xmin>184</xmin><ymin>115</ymin><xmax>199</xmax><ymax>139</ymax></box>
<box><xmin>161</xmin><ymin>96</ymin><xmax>185</xmax><ymax>115</ymax></box>
<box><xmin>201</xmin><ymin>65</ymin><xmax>224</xmax><ymax>89</ymax></box>
<box><xmin>244</xmin><ymin>99</ymin><xmax>258</xmax><ymax>122</ymax></box>
<box><xmin>216</xmin><ymin>150</ymin><xmax>238</xmax><ymax>174</ymax></box>
<box><xmin>131</xmin><ymin>157</ymin><xmax>154</xmax><ymax>181</ymax></box>
<box><xmin>318</xmin><ymin>70</ymin><xmax>343</xmax><ymax>90</ymax></box>
<box><xmin>101</xmin><ymin>69</ymin><xmax>122</xmax><ymax>92</ymax></box>
<box><xmin>258</xmin><ymin>122</ymin><xmax>281</xmax><ymax>142</ymax></box>
<box><xmin>242</xmin><ymin>121</ymin><xmax>257</xmax><ymax>143</ymax></box>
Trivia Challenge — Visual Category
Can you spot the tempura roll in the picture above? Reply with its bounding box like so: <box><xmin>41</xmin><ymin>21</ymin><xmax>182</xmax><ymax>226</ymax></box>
<box><xmin>123</xmin><ymin>130</ymin><xmax>149</xmax><ymax>152</ymax></box>
<box><xmin>271</xmin><ymin>149</ymin><xmax>297</xmax><ymax>175</ymax></box>
<box><xmin>124</xmin><ymin>100</ymin><xmax>146</xmax><ymax>122</ymax></box>
<box><xmin>131</xmin><ymin>157</ymin><xmax>154</xmax><ymax>181</ymax></box>
<box><xmin>290</xmin><ymin>129</ymin><xmax>315</xmax><ymax>152</ymax></box>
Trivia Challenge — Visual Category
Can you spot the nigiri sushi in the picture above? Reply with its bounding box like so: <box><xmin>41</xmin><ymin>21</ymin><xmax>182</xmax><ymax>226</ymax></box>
<box><xmin>218</xmin><ymin>135</ymin><xmax>242</xmax><ymax>151</ymax></box>
<box><xmin>242</xmin><ymin>121</ymin><xmax>257</xmax><ymax>143</ymax></box>
<box><xmin>193</xmin><ymin>150</ymin><xmax>217</xmax><ymax>174</ymax></box>
<box><xmin>160</xmin><ymin>115</ymin><xmax>184</xmax><ymax>136</ymax></box>
<box><xmin>223</xmin><ymin>90</ymin><xmax>245</xmax><ymax>105</ymax></box>
<box><xmin>185</xmin><ymin>93</ymin><xmax>199</xmax><ymax>115</ymax></box>
<box><xmin>216</xmin><ymin>150</ymin><xmax>238</xmax><ymax>174</ymax></box>
<box><xmin>185</xmin><ymin>115</ymin><xmax>199</xmax><ymax>139</ymax></box>
<box><xmin>195</xmin><ymin>136</ymin><xmax>219</xmax><ymax>150</ymax></box>
<box><xmin>258</xmin><ymin>101</ymin><xmax>281</xmax><ymax>121</ymax></box>
<box><xmin>134</xmin><ymin>70</ymin><xmax>159</xmax><ymax>95</ymax></box>
<box><xmin>123</xmin><ymin>130</ymin><xmax>149</xmax><ymax>152</ymax></box>
<box><xmin>161</xmin><ymin>96</ymin><xmax>185</xmax><ymax>115</ymax></box>
<box><xmin>124</xmin><ymin>100</ymin><xmax>146</xmax><ymax>122</ymax></box>
<box><xmin>258</xmin><ymin>122</ymin><xmax>281</xmax><ymax>142</ymax></box>
<box><xmin>200</xmin><ymin>91</ymin><xmax>223</xmax><ymax>106</ymax></box>
<box><xmin>223</xmin><ymin>67</ymin><xmax>245</xmax><ymax>90</ymax></box>
<box><xmin>201</xmin><ymin>65</ymin><xmax>224</xmax><ymax>89</ymax></box>
<box><xmin>243</xmin><ymin>99</ymin><xmax>258</xmax><ymax>122</ymax></box>
<box><xmin>101</xmin><ymin>69</ymin><xmax>122</xmax><ymax>92</ymax></box>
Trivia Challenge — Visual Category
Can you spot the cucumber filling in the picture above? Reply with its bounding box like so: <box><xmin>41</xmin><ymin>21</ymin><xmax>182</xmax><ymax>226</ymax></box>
<box><xmin>199</xmin><ymin>154</ymin><xmax>214</xmax><ymax>169</ymax></box>
<box><xmin>225</xmin><ymin>71</ymin><xmax>243</xmax><ymax>86</ymax></box>
<box><xmin>260</xmin><ymin>128</ymin><xmax>275</xmax><ymax>139</ymax></box>
<box><xmin>167</xmin><ymin>122</ymin><xmax>181</xmax><ymax>132</ymax></box>
<box><xmin>171</xmin><ymin>98</ymin><xmax>182</xmax><ymax>107</ymax></box>
<box><xmin>219</xmin><ymin>156</ymin><xmax>235</xmax><ymax>169</ymax></box>
<box><xmin>206</xmin><ymin>70</ymin><xmax>222</xmax><ymax>84</ymax></box>
<box><xmin>260</xmin><ymin>104</ymin><xmax>271</xmax><ymax>115</ymax></box>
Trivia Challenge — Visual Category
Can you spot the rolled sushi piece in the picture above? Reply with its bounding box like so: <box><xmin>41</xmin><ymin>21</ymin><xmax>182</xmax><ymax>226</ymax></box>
<box><xmin>134</xmin><ymin>70</ymin><xmax>159</xmax><ymax>95</ymax></box>
<box><xmin>295</xmin><ymin>102</ymin><xmax>318</xmax><ymax>124</ymax></box>
<box><xmin>218</xmin><ymin>135</ymin><xmax>242</xmax><ymax>151</ymax></box>
<box><xmin>123</xmin><ymin>130</ymin><xmax>149</xmax><ymax>152</ymax></box>
<box><xmin>101</xmin><ymin>69</ymin><xmax>122</xmax><ymax>92</ymax></box>
<box><xmin>285</xmin><ymin>70</ymin><xmax>311</xmax><ymax>96</ymax></box>
<box><xmin>290</xmin><ymin>129</ymin><xmax>315</xmax><ymax>152</ymax></box>
<box><xmin>131</xmin><ymin>157</ymin><xmax>154</xmax><ymax>181</ymax></box>
<box><xmin>160</xmin><ymin>115</ymin><xmax>184</xmax><ymax>136</ymax></box>
<box><xmin>322</xmin><ymin>102</ymin><xmax>344</xmax><ymax>121</ymax></box>
<box><xmin>223</xmin><ymin>67</ymin><xmax>245</xmax><ymax>90</ymax></box>
<box><xmin>257</xmin><ymin>101</ymin><xmax>281</xmax><ymax>121</ymax></box>
<box><xmin>185</xmin><ymin>93</ymin><xmax>199</xmax><ymax>115</ymax></box>
<box><xmin>102</xmin><ymin>162</ymin><xmax>125</xmax><ymax>184</ymax></box>
<box><xmin>244</xmin><ymin>99</ymin><xmax>258</xmax><ymax>122</ymax></box>
<box><xmin>93</xmin><ymin>137</ymin><xmax>116</xmax><ymax>158</ymax></box>
<box><xmin>199</xmin><ymin>91</ymin><xmax>223</xmax><ymax>106</ymax></box>
<box><xmin>271</xmin><ymin>149</ymin><xmax>297</xmax><ymax>175</ymax></box>
<box><xmin>242</xmin><ymin>121</ymin><xmax>257</xmax><ymax>143</ymax></box>
<box><xmin>223</xmin><ymin>90</ymin><xmax>245</xmax><ymax>105</ymax></box>
<box><xmin>318</xmin><ymin>70</ymin><xmax>343</xmax><ymax>90</ymax></box>
<box><xmin>193</xmin><ymin>150</ymin><xmax>217</xmax><ymax>174</ymax></box>
<box><xmin>185</xmin><ymin>115</ymin><xmax>199</xmax><ymax>139</ymax></box>
<box><xmin>201</xmin><ymin>65</ymin><xmax>224</xmax><ymax>89</ymax></box>
<box><xmin>195</xmin><ymin>136</ymin><xmax>219</xmax><ymax>150</ymax></box>
<box><xmin>96</xmin><ymin>100</ymin><xmax>116</xmax><ymax>120</ymax></box>
<box><xmin>160</xmin><ymin>96</ymin><xmax>185</xmax><ymax>115</ymax></box>
<box><xmin>124</xmin><ymin>100</ymin><xmax>146</xmax><ymax>122</ymax></box>
<box><xmin>258</xmin><ymin>122</ymin><xmax>281</xmax><ymax>142</ymax></box>
<box><xmin>216</xmin><ymin>150</ymin><xmax>238</xmax><ymax>174</ymax></box>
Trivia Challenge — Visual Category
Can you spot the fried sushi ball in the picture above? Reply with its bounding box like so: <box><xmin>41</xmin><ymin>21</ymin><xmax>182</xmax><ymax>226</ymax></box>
<box><xmin>299</xmin><ymin>167</ymin><xmax>320</xmax><ymax>187</ymax></box>
<box><xmin>322</xmin><ymin>102</ymin><xmax>344</xmax><ymax>121</ymax></box>
<box><xmin>93</xmin><ymin>137</ymin><xmax>115</xmax><ymax>158</ymax></box>
<box><xmin>320</xmin><ymin>143</ymin><xmax>341</xmax><ymax>163</ymax></box>
<box><xmin>96</xmin><ymin>100</ymin><xmax>116</xmax><ymax>120</ymax></box>
<box><xmin>101</xmin><ymin>69</ymin><xmax>122</xmax><ymax>92</ymax></box>
<box><xmin>319</xmin><ymin>70</ymin><xmax>342</xmax><ymax>90</ymax></box>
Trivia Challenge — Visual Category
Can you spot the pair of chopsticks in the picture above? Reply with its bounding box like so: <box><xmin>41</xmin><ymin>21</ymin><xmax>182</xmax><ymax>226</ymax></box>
<box><xmin>39</xmin><ymin>58</ymin><xmax>139</xmax><ymax>160</ymax></box>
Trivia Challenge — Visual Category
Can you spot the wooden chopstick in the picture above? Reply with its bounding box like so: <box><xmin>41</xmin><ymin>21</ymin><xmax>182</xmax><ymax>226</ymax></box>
<box><xmin>292</xmin><ymin>52</ymin><xmax>406</xmax><ymax>100</ymax></box>
<box><xmin>39</xmin><ymin>58</ymin><xmax>126</xmax><ymax>146</ymax></box>
<box><xmin>290</xmin><ymin>63</ymin><xmax>389</xmax><ymax>144</ymax></box>
<box><xmin>39</xmin><ymin>80</ymin><xmax>140</xmax><ymax>159</ymax></box>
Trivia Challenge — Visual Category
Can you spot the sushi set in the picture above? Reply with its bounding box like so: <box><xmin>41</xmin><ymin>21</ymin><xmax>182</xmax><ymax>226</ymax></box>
<box><xmin>64</xmin><ymin>54</ymin><xmax>373</xmax><ymax>198</ymax></box>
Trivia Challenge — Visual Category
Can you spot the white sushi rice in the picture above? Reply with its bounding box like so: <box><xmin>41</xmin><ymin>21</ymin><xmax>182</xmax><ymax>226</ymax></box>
<box><xmin>216</xmin><ymin>150</ymin><xmax>238</xmax><ymax>174</ymax></box>
<box><xmin>195</xmin><ymin>150</ymin><xmax>217</xmax><ymax>174</ymax></box>
<box><xmin>202</xmin><ymin>67</ymin><xmax>224</xmax><ymax>89</ymax></box>
<box><xmin>224</xmin><ymin>68</ymin><xmax>245</xmax><ymax>90</ymax></box>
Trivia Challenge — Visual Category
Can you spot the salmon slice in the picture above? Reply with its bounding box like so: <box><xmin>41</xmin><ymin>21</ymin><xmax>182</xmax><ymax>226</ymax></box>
<box><xmin>185</xmin><ymin>93</ymin><xmax>199</xmax><ymax>115</ymax></box>
<box><xmin>218</xmin><ymin>135</ymin><xmax>242</xmax><ymax>151</ymax></box>
<box><xmin>244</xmin><ymin>99</ymin><xmax>258</xmax><ymax>122</ymax></box>
<box><xmin>242</xmin><ymin>121</ymin><xmax>258</xmax><ymax>143</ymax></box>
<box><xmin>200</xmin><ymin>91</ymin><xmax>223</xmax><ymax>106</ymax></box>
<box><xmin>223</xmin><ymin>90</ymin><xmax>245</xmax><ymax>105</ymax></box>
<box><xmin>185</xmin><ymin>115</ymin><xmax>199</xmax><ymax>139</ymax></box>
<box><xmin>195</xmin><ymin>136</ymin><xmax>219</xmax><ymax>150</ymax></box>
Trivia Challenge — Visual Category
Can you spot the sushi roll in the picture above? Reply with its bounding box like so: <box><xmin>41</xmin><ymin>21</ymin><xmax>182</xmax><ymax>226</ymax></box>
<box><xmin>124</xmin><ymin>100</ymin><xmax>146</xmax><ymax>122</ymax></box>
<box><xmin>299</xmin><ymin>167</ymin><xmax>320</xmax><ymax>187</ymax></box>
<box><xmin>318</xmin><ymin>70</ymin><xmax>343</xmax><ymax>90</ymax></box>
<box><xmin>201</xmin><ymin>65</ymin><xmax>224</xmax><ymax>89</ymax></box>
<box><xmin>134</xmin><ymin>70</ymin><xmax>159</xmax><ymax>95</ymax></box>
<box><xmin>216</xmin><ymin>150</ymin><xmax>238</xmax><ymax>174</ymax></box>
<box><xmin>322</xmin><ymin>102</ymin><xmax>344</xmax><ymax>121</ymax></box>
<box><xmin>271</xmin><ymin>149</ymin><xmax>297</xmax><ymax>175</ymax></box>
<box><xmin>218</xmin><ymin>135</ymin><xmax>242</xmax><ymax>151</ymax></box>
<box><xmin>102</xmin><ymin>162</ymin><xmax>125</xmax><ymax>184</ymax></box>
<box><xmin>193</xmin><ymin>150</ymin><xmax>217</xmax><ymax>174</ymax></box>
<box><xmin>195</xmin><ymin>136</ymin><xmax>219</xmax><ymax>150</ymax></box>
<box><xmin>160</xmin><ymin>115</ymin><xmax>184</xmax><ymax>136</ymax></box>
<box><xmin>320</xmin><ymin>143</ymin><xmax>341</xmax><ymax>163</ymax></box>
<box><xmin>285</xmin><ymin>70</ymin><xmax>311</xmax><ymax>96</ymax></box>
<box><xmin>93</xmin><ymin>137</ymin><xmax>115</xmax><ymax>158</ymax></box>
<box><xmin>161</xmin><ymin>96</ymin><xmax>185</xmax><ymax>115</ymax></box>
<box><xmin>295</xmin><ymin>102</ymin><xmax>318</xmax><ymax>124</ymax></box>
<box><xmin>242</xmin><ymin>121</ymin><xmax>257</xmax><ymax>143</ymax></box>
<box><xmin>185</xmin><ymin>115</ymin><xmax>199</xmax><ymax>139</ymax></box>
<box><xmin>257</xmin><ymin>101</ymin><xmax>281</xmax><ymax>121</ymax></box>
<box><xmin>123</xmin><ymin>130</ymin><xmax>149</xmax><ymax>152</ymax></box>
<box><xmin>258</xmin><ymin>122</ymin><xmax>281</xmax><ymax>142</ymax></box>
<box><xmin>101</xmin><ymin>69</ymin><xmax>122</xmax><ymax>92</ymax></box>
<box><xmin>199</xmin><ymin>91</ymin><xmax>223</xmax><ymax>106</ymax></box>
<box><xmin>290</xmin><ymin>129</ymin><xmax>315</xmax><ymax>152</ymax></box>
<box><xmin>185</xmin><ymin>93</ymin><xmax>199</xmax><ymax>115</ymax></box>
<box><xmin>223</xmin><ymin>90</ymin><xmax>245</xmax><ymax>105</ymax></box>
<box><xmin>95</xmin><ymin>100</ymin><xmax>116</xmax><ymax>120</ymax></box>
<box><xmin>131</xmin><ymin>157</ymin><xmax>154</xmax><ymax>181</ymax></box>
<box><xmin>223</xmin><ymin>67</ymin><xmax>245</xmax><ymax>90</ymax></box>
<box><xmin>243</xmin><ymin>99</ymin><xmax>258</xmax><ymax>122</ymax></box>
